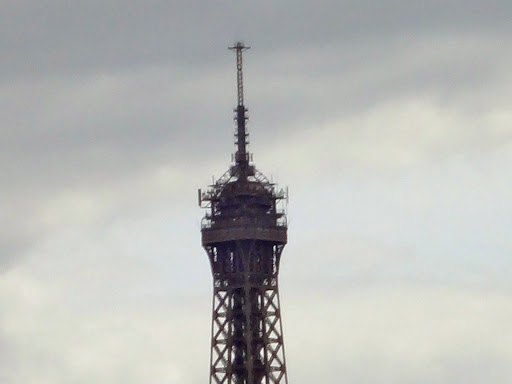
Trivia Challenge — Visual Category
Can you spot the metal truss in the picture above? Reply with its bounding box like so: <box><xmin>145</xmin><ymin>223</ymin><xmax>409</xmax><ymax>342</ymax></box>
<box><xmin>207</xmin><ymin>241</ymin><xmax>288</xmax><ymax>384</ymax></box>
<box><xmin>201</xmin><ymin>42</ymin><xmax>289</xmax><ymax>384</ymax></box>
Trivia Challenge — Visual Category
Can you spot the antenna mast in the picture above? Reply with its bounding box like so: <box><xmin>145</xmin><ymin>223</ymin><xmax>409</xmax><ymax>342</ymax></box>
<box><xmin>229</xmin><ymin>42</ymin><xmax>251</xmax><ymax>171</ymax></box>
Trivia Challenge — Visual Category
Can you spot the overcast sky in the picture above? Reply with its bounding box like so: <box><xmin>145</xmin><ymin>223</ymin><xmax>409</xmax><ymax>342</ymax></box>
<box><xmin>1</xmin><ymin>1</ymin><xmax>512</xmax><ymax>383</ymax></box>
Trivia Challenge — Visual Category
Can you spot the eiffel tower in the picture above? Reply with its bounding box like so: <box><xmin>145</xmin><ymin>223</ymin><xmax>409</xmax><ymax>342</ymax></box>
<box><xmin>198</xmin><ymin>42</ymin><xmax>289</xmax><ymax>384</ymax></box>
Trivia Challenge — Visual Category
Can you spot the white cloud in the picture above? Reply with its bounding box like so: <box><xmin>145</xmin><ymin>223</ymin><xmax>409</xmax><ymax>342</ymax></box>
<box><xmin>3</xmin><ymin>259</ymin><xmax>510</xmax><ymax>384</ymax></box>
<box><xmin>283</xmin><ymin>284</ymin><xmax>512</xmax><ymax>384</ymax></box>
<box><xmin>258</xmin><ymin>96</ymin><xmax>512</xmax><ymax>178</ymax></box>
<box><xmin>0</xmin><ymin>221</ymin><xmax>210</xmax><ymax>384</ymax></box>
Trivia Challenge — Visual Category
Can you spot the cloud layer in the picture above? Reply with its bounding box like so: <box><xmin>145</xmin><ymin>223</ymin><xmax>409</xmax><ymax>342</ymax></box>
<box><xmin>1</xmin><ymin>1</ymin><xmax>511</xmax><ymax>383</ymax></box>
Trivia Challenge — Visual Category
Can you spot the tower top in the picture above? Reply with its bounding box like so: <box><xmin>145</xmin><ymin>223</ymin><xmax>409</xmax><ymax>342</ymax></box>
<box><xmin>228</xmin><ymin>42</ymin><xmax>251</xmax><ymax>174</ymax></box>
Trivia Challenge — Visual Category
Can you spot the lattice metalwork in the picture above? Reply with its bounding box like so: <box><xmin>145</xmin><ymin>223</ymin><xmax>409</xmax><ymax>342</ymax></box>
<box><xmin>199</xmin><ymin>42</ymin><xmax>289</xmax><ymax>384</ymax></box>
<box><xmin>204</xmin><ymin>241</ymin><xmax>287</xmax><ymax>384</ymax></box>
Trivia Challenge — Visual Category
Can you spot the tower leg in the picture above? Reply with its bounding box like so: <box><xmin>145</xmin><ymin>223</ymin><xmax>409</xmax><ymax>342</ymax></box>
<box><xmin>207</xmin><ymin>242</ymin><xmax>288</xmax><ymax>384</ymax></box>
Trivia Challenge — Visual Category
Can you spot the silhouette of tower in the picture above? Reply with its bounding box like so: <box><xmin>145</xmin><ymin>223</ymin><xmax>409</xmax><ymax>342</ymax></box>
<box><xmin>199</xmin><ymin>42</ymin><xmax>289</xmax><ymax>384</ymax></box>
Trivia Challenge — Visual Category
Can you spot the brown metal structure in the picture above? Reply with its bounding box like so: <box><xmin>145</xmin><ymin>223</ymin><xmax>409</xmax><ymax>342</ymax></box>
<box><xmin>199</xmin><ymin>42</ymin><xmax>289</xmax><ymax>384</ymax></box>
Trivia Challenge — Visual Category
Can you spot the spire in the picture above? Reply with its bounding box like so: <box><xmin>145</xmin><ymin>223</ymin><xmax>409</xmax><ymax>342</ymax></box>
<box><xmin>228</xmin><ymin>42</ymin><xmax>251</xmax><ymax>170</ymax></box>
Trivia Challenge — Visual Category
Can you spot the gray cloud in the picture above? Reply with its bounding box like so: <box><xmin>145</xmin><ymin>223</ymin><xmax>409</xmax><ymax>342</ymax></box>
<box><xmin>284</xmin><ymin>284</ymin><xmax>512</xmax><ymax>384</ymax></box>
<box><xmin>1</xmin><ymin>1</ymin><xmax>512</xmax><ymax>382</ymax></box>
<box><xmin>1</xmin><ymin>1</ymin><xmax>511</xmax><ymax>79</ymax></box>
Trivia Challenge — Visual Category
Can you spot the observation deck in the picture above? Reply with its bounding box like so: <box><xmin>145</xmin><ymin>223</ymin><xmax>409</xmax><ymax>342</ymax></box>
<box><xmin>199</xmin><ymin>169</ymin><xmax>287</xmax><ymax>246</ymax></box>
